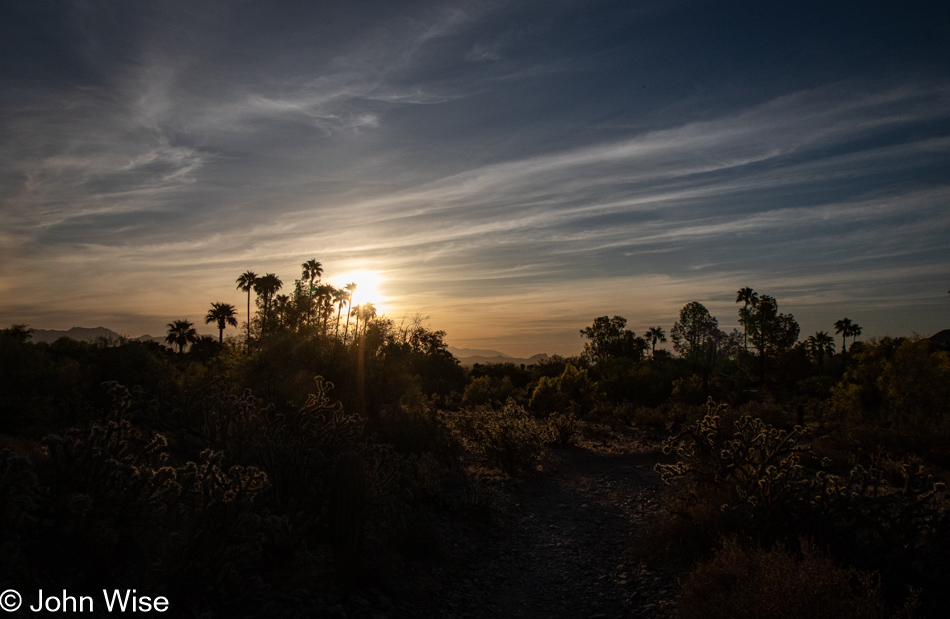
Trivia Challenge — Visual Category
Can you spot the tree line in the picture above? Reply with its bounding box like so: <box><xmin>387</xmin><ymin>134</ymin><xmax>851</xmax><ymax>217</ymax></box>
<box><xmin>164</xmin><ymin>259</ymin><xmax>379</xmax><ymax>354</ymax></box>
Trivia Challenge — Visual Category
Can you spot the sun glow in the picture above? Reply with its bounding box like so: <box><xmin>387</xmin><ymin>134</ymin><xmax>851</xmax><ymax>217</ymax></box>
<box><xmin>332</xmin><ymin>270</ymin><xmax>386</xmax><ymax>309</ymax></box>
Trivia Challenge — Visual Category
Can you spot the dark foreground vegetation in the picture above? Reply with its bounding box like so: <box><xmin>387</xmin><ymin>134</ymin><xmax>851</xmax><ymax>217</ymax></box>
<box><xmin>1</xmin><ymin>271</ymin><xmax>948</xmax><ymax>617</ymax></box>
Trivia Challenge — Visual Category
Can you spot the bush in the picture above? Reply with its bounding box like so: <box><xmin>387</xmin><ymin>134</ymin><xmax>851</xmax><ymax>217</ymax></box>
<box><xmin>461</xmin><ymin>375</ymin><xmax>516</xmax><ymax>408</ymax></box>
<box><xmin>679</xmin><ymin>537</ymin><xmax>894</xmax><ymax>619</ymax></box>
<box><xmin>529</xmin><ymin>363</ymin><xmax>593</xmax><ymax>415</ymax></box>
<box><xmin>829</xmin><ymin>336</ymin><xmax>950</xmax><ymax>461</ymax></box>
<box><xmin>657</xmin><ymin>399</ymin><xmax>949</xmax><ymax>609</ymax></box>
<box><xmin>449</xmin><ymin>400</ymin><xmax>551</xmax><ymax>473</ymax></box>
<box><xmin>547</xmin><ymin>411</ymin><xmax>580</xmax><ymax>446</ymax></box>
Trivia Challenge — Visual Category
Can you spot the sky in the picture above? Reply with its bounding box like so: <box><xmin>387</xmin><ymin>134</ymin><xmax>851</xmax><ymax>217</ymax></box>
<box><xmin>1</xmin><ymin>0</ymin><xmax>948</xmax><ymax>356</ymax></box>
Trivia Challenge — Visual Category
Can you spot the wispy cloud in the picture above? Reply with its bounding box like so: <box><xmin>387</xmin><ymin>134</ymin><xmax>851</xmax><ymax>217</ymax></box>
<box><xmin>1</xmin><ymin>2</ymin><xmax>947</xmax><ymax>352</ymax></box>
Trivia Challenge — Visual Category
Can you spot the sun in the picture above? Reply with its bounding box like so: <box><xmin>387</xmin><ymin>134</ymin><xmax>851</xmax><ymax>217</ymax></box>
<box><xmin>332</xmin><ymin>270</ymin><xmax>385</xmax><ymax>308</ymax></box>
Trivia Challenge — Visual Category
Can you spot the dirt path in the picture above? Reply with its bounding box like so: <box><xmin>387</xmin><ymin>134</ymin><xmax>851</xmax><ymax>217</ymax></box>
<box><xmin>395</xmin><ymin>440</ymin><xmax>679</xmax><ymax>618</ymax></box>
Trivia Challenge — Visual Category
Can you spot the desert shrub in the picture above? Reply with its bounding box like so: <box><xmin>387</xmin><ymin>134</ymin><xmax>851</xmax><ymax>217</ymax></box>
<box><xmin>594</xmin><ymin>357</ymin><xmax>673</xmax><ymax>406</ymax></box>
<box><xmin>368</xmin><ymin>382</ymin><xmax>461</xmax><ymax>459</ymax></box>
<box><xmin>679</xmin><ymin>537</ymin><xmax>894</xmax><ymax>619</ymax></box>
<box><xmin>529</xmin><ymin>363</ymin><xmax>594</xmax><ymax>415</ymax></box>
<box><xmin>657</xmin><ymin>398</ymin><xmax>949</xmax><ymax>609</ymax></box>
<box><xmin>830</xmin><ymin>337</ymin><xmax>950</xmax><ymax>454</ymax></box>
<box><xmin>528</xmin><ymin>374</ymin><xmax>565</xmax><ymax>413</ymax></box>
<box><xmin>670</xmin><ymin>373</ymin><xmax>717</xmax><ymax>405</ymax></box>
<box><xmin>630</xmin><ymin>405</ymin><xmax>669</xmax><ymax>431</ymax></box>
<box><xmin>547</xmin><ymin>411</ymin><xmax>580</xmax><ymax>446</ymax></box>
<box><xmin>461</xmin><ymin>375</ymin><xmax>516</xmax><ymax>407</ymax></box>
<box><xmin>449</xmin><ymin>399</ymin><xmax>551</xmax><ymax>473</ymax></box>
<box><xmin>1</xmin><ymin>383</ymin><xmax>274</xmax><ymax>614</ymax></box>
<box><xmin>468</xmin><ymin>362</ymin><xmax>532</xmax><ymax>390</ymax></box>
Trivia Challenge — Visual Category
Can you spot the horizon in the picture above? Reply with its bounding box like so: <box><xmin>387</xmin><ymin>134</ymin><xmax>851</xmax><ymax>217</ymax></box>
<box><xmin>2</xmin><ymin>2</ymin><xmax>949</xmax><ymax>358</ymax></box>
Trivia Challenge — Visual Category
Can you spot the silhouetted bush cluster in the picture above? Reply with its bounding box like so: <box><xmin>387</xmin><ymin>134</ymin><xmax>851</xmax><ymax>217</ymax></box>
<box><xmin>449</xmin><ymin>400</ymin><xmax>552</xmax><ymax>473</ymax></box>
<box><xmin>656</xmin><ymin>399</ymin><xmax>949</xmax><ymax>614</ymax></box>
<box><xmin>678</xmin><ymin>537</ymin><xmax>899</xmax><ymax>619</ymax></box>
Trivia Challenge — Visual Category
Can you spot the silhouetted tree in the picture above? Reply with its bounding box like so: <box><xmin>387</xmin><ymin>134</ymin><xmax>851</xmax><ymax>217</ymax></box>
<box><xmin>205</xmin><ymin>302</ymin><xmax>238</xmax><ymax>343</ymax></box>
<box><xmin>254</xmin><ymin>273</ymin><xmax>283</xmax><ymax>338</ymax></box>
<box><xmin>806</xmin><ymin>330</ymin><xmax>836</xmax><ymax>373</ymax></box>
<box><xmin>736</xmin><ymin>287</ymin><xmax>759</xmax><ymax>349</ymax></box>
<box><xmin>343</xmin><ymin>282</ymin><xmax>357</xmax><ymax>344</ymax></box>
<box><xmin>315</xmin><ymin>284</ymin><xmax>335</xmax><ymax>331</ymax></box>
<box><xmin>835</xmin><ymin>318</ymin><xmax>854</xmax><ymax>356</ymax></box>
<box><xmin>646</xmin><ymin>326</ymin><xmax>667</xmax><ymax>358</ymax></box>
<box><xmin>580</xmin><ymin>316</ymin><xmax>643</xmax><ymax>362</ymax></box>
<box><xmin>333</xmin><ymin>286</ymin><xmax>349</xmax><ymax>337</ymax></box>
<box><xmin>301</xmin><ymin>259</ymin><xmax>323</xmax><ymax>324</ymax></box>
<box><xmin>671</xmin><ymin>302</ymin><xmax>724</xmax><ymax>392</ymax></box>
<box><xmin>165</xmin><ymin>319</ymin><xmax>199</xmax><ymax>354</ymax></box>
<box><xmin>236</xmin><ymin>270</ymin><xmax>258</xmax><ymax>349</ymax></box>
<box><xmin>357</xmin><ymin>302</ymin><xmax>377</xmax><ymax>338</ymax></box>
<box><xmin>744</xmin><ymin>295</ymin><xmax>800</xmax><ymax>381</ymax></box>
<box><xmin>849</xmin><ymin>322</ymin><xmax>862</xmax><ymax>347</ymax></box>
<box><xmin>0</xmin><ymin>324</ymin><xmax>33</xmax><ymax>342</ymax></box>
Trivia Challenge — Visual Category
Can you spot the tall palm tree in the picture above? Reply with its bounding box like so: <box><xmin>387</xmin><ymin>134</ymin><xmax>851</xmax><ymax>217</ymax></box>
<box><xmin>343</xmin><ymin>282</ymin><xmax>357</xmax><ymax>344</ymax></box>
<box><xmin>736</xmin><ymin>287</ymin><xmax>758</xmax><ymax>350</ymax></box>
<box><xmin>359</xmin><ymin>302</ymin><xmax>377</xmax><ymax>338</ymax></box>
<box><xmin>254</xmin><ymin>273</ymin><xmax>283</xmax><ymax>338</ymax></box>
<box><xmin>274</xmin><ymin>294</ymin><xmax>291</xmax><ymax>330</ymax></box>
<box><xmin>236</xmin><ymin>271</ymin><xmax>258</xmax><ymax>349</ymax></box>
<box><xmin>645</xmin><ymin>326</ymin><xmax>666</xmax><ymax>358</ymax></box>
<box><xmin>165</xmin><ymin>319</ymin><xmax>199</xmax><ymax>354</ymax></box>
<box><xmin>848</xmin><ymin>323</ymin><xmax>862</xmax><ymax>346</ymax></box>
<box><xmin>205</xmin><ymin>302</ymin><xmax>238</xmax><ymax>343</ymax></box>
<box><xmin>352</xmin><ymin>304</ymin><xmax>363</xmax><ymax>341</ymax></box>
<box><xmin>333</xmin><ymin>286</ymin><xmax>349</xmax><ymax>337</ymax></box>
<box><xmin>805</xmin><ymin>330</ymin><xmax>836</xmax><ymax>373</ymax></box>
<box><xmin>301</xmin><ymin>259</ymin><xmax>323</xmax><ymax>324</ymax></box>
<box><xmin>316</xmin><ymin>284</ymin><xmax>336</xmax><ymax>330</ymax></box>
<box><xmin>834</xmin><ymin>318</ymin><xmax>853</xmax><ymax>356</ymax></box>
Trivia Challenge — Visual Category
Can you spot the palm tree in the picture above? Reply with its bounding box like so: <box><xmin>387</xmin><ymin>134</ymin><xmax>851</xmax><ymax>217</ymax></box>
<box><xmin>834</xmin><ymin>318</ymin><xmax>853</xmax><ymax>356</ymax></box>
<box><xmin>352</xmin><ymin>304</ymin><xmax>363</xmax><ymax>341</ymax></box>
<box><xmin>301</xmin><ymin>259</ymin><xmax>323</xmax><ymax>324</ymax></box>
<box><xmin>805</xmin><ymin>330</ymin><xmax>836</xmax><ymax>373</ymax></box>
<box><xmin>333</xmin><ymin>286</ymin><xmax>349</xmax><ymax>337</ymax></box>
<box><xmin>165</xmin><ymin>319</ymin><xmax>199</xmax><ymax>354</ymax></box>
<box><xmin>343</xmin><ymin>282</ymin><xmax>357</xmax><ymax>343</ymax></box>
<box><xmin>848</xmin><ymin>323</ymin><xmax>862</xmax><ymax>347</ymax></box>
<box><xmin>359</xmin><ymin>302</ymin><xmax>377</xmax><ymax>338</ymax></box>
<box><xmin>736</xmin><ymin>287</ymin><xmax>758</xmax><ymax>350</ymax></box>
<box><xmin>205</xmin><ymin>302</ymin><xmax>238</xmax><ymax>343</ymax></box>
<box><xmin>645</xmin><ymin>326</ymin><xmax>666</xmax><ymax>358</ymax></box>
<box><xmin>316</xmin><ymin>284</ymin><xmax>336</xmax><ymax>330</ymax></box>
<box><xmin>236</xmin><ymin>271</ymin><xmax>258</xmax><ymax>349</ymax></box>
<box><xmin>254</xmin><ymin>273</ymin><xmax>283</xmax><ymax>338</ymax></box>
<box><xmin>274</xmin><ymin>293</ymin><xmax>291</xmax><ymax>330</ymax></box>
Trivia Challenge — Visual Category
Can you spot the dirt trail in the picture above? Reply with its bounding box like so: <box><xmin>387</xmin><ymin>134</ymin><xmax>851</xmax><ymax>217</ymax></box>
<box><xmin>397</xmin><ymin>441</ymin><xmax>679</xmax><ymax>618</ymax></box>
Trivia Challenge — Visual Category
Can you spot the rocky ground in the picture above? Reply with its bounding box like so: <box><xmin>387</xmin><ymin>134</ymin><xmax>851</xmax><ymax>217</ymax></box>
<box><xmin>380</xmin><ymin>429</ymin><xmax>681</xmax><ymax>618</ymax></box>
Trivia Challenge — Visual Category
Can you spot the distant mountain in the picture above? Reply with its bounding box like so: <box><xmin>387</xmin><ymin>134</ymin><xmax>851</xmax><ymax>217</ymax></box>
<box><xmin>448</xmin><ymin>346</ymin><xmax>549</xmax><ymax>367</ymax></box>
<box><xmin>28</xmin><ymin>326</ymin><xmax>163</xmax><ymax>345</ymax></box>
<box><xmin>448</xmin><ymin>346</ymin><xmax>511</xmax><ymax>358</ymax></box>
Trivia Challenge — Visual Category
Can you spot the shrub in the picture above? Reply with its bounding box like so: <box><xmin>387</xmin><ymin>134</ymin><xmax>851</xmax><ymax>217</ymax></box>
<box><xmin>657</xmin><ymin>398</ymin><xmax>949</xmax><ymax>608</ymax></box>
<box><xmin>449</xmin><ymin>399</ymin><xmax>551</xmax><ymax>473</ymax></box>
<box><xmin>679</xmin><ymin>537</ymin><xmax>894</xmax><ymax>619</ymax></box>
<box><xmin>548</xmin><ymin>411</ymin><xmax>580</xmax><ymax>446</ymax></box>
<box><xmin>529</xmin><ymin>363</ymin><xmax>593</xmax><ymax>414</ymax></box>
<box><xmin>461</xmin><ymin>375</ymin><xmax>516</xmax><ymax>407</ymax></box>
